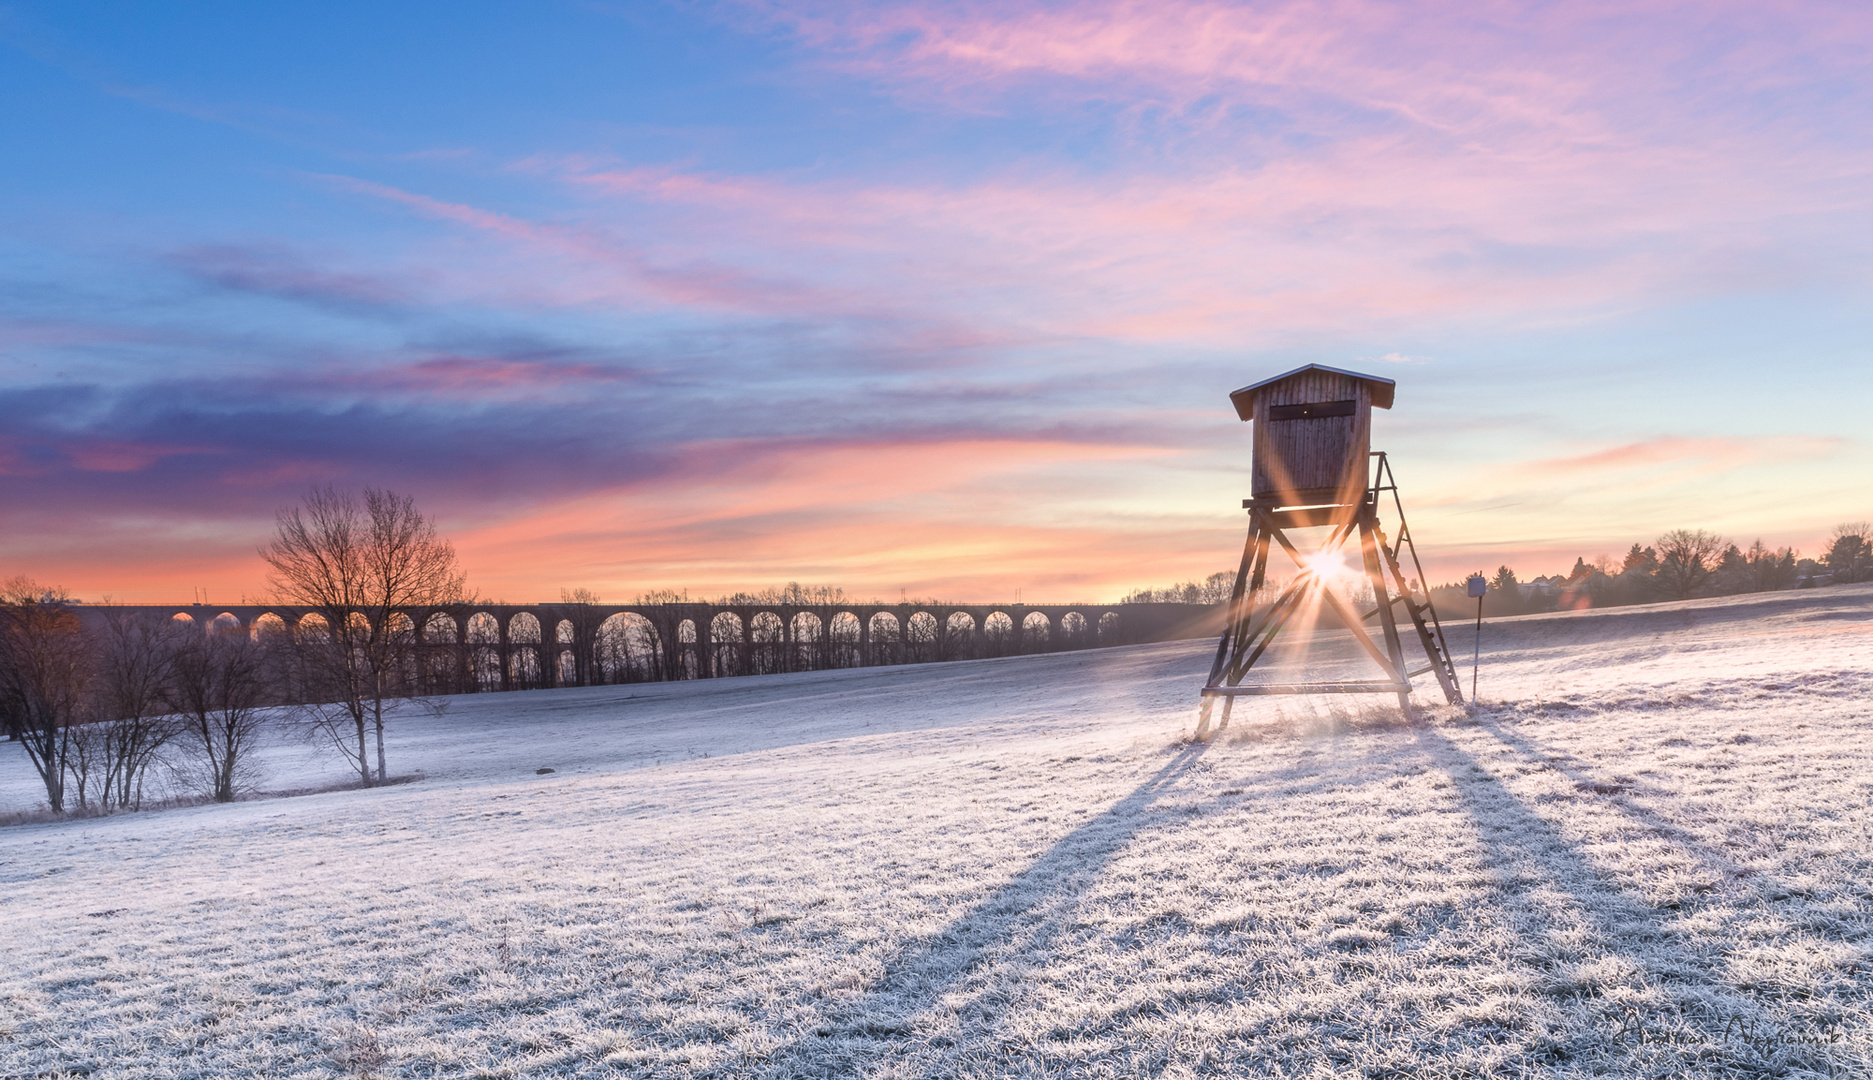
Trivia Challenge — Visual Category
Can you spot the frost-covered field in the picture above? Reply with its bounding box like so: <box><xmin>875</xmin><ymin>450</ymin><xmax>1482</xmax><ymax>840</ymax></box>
<box><xmin>3</xmin><ymin>585</ymin><xmax>1872</xmax><ymax>1078</ymax></box>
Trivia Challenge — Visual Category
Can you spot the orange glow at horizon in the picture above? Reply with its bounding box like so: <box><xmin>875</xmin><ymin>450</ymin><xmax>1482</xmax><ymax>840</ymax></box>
<box><xmin>5</xmin><ymin>421</ymin><xmax>1858</xmax><ymax>608</ymax></box>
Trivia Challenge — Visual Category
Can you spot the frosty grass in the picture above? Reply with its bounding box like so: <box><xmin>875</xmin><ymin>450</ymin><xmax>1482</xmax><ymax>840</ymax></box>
<box><xmin>2</xmin><ymin>584</ymin><xmax>1871</xmax><ymax>1077</ymax></box>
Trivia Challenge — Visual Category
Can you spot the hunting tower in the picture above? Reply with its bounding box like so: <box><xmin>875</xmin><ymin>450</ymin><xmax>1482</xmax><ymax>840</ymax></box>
<box><xmin>1232</xmin><ymin>364</ymin><xmax>1395</xmax><ymax>509</ymax></box>
<box><xmin>1197</xmin><ymin>364</ymin><xmax>1463</xmax><ymax>736</ymax></box>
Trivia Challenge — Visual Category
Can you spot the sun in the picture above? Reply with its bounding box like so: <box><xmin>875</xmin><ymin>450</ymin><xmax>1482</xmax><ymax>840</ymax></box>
<box><xmin>1301</xmin><ymin>550</ymin><xmax>1356</xmax><ymax>584</ymax></box>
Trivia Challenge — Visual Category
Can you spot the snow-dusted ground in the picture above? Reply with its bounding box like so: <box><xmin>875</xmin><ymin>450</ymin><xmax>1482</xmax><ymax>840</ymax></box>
<box><xmin>3</xmin><ymin>585</ymin><xmax>1871</xmax><ymax>1078</ymax></box>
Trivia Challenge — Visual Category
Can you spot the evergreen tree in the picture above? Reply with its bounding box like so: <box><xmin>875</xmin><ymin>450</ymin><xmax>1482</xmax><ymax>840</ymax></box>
<box><xmin>1621</xmin><ymin>544</ymin><xmax>1657</xmax><ymax>573</ymax></box>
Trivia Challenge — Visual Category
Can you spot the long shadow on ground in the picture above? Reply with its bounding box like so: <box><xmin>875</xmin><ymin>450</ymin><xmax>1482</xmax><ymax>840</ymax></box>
<box><xmin>1413</xmin><ymin>723</ymin><xmax>1851</xmax><ymax>1078</ymax></box>
<box><xmin>1472</xmin><ymin>714</ymin><xmax>1765</xmax><ymax>888</ymax></box>
<box><xmin>750</xmin><ymin>743</ymin><xmax>1212</xmax><ymax>1079</ymax></box>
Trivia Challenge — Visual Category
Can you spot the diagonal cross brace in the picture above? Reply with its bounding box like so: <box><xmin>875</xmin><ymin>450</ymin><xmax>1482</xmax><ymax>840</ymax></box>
<box><xmin>1197</xmin><ymin>453</ymin><xmax>1463</xmax><ymax>739</ymax></box>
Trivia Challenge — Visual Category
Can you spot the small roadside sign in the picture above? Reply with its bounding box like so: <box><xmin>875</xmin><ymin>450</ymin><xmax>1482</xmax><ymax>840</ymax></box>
<box><xmin>1465</xmin><ymin>574</ymin><xmax>1487</xmax><ymax>700</ymax></box>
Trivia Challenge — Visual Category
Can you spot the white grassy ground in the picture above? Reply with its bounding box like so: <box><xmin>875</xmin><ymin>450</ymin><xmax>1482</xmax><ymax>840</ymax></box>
<box><xmin>3</xmin><ymin>585</ymin><xmax>1871</xmax><ymax>1078</ymax></box>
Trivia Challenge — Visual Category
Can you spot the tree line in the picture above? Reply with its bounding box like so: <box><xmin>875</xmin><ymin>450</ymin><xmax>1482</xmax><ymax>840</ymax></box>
<box><xmin>1120</xmin><ymin>522</ymin><xmax>1871</xmax><ymax>619</ymax></box>
<box><xmin>0</xmin><ymin>487</ymin><xmax>463</xmax><ymax>815</ymax></box>
<box><xmin>1441</xmin><ymin>523</ymin><xmax>1870</xmax><ymax>617</ymax></box>
<box><xmin>1120</xmin><ymin>572</ymin><xmax>1239</xmax><ymax>606</ymax></box>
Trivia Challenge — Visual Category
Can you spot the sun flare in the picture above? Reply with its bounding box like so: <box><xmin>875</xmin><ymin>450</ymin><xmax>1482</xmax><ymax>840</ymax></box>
<box><xmin>1301</xmin><ymin>550</ymin><xmax>1356</xmax><ymax>583</ymax></box>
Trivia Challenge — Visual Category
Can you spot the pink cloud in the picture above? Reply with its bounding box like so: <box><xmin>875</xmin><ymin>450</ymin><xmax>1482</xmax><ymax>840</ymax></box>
<box><xmin>322</xmin><ymin>175</ymin><xmax>543</xmax><ymax>240</ymax></box>
<box><xmin>0</xmin><ymin>436</ymin><xmax>208</xmax><ymax>477</ymax></box>
<box><xmin>401</xmin><ymin>356</ymin><xmax>633</xmax><ymax>391</ymax></box>
<box><xmin>513</xmin><ymin>148</ymin><xmax>1841</xmax><ymax>346</ymax></box>
<box><xmin>1523</xmin><ymin>435</ymin><xmax>1844</xmax><ymax>478</ymax></box>
<box><xmin>463</xmin><ymin>6</ymin><xmax>1873</xmax><ymax>341</ymax></box>
<box><xmin>744</xmin><ymin>1</ymin><xmax>1872</xmax><ymax>137</ymax></box>
<box><xmin>448</xmin><ymin>433</ymin><xmax>1189</xmax><ymax>599</ymax></box>
<box><xmin>305</xmin><ymin>0</ymin><xmax>1873</xmax><ymax>351</ymax></box>
<box><xmin>516</xmin><ymin>1</ymin><xmax>1843</xmax><ymax>341</ymax></box>
<box><xmin>64</xmin><ymin>439</ymin><xmax>207</xmax><ymax>473</ymax></box>
<box><xmin>286</xmin><ymin>355</ymin><xmax>645</xmax><ymax>400</ymax></box>
<box><xmin>318</xmin><ymin>173</ymin><xmax>866</xmax><ymax>317</ymax></box>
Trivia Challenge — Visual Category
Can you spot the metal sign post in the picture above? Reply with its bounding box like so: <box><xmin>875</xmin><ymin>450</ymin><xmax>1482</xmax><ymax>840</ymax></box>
<box><xmin>1465</xmin><ymin>573</ymin><xmax>1487</xmax><ymax>702</ymax></box>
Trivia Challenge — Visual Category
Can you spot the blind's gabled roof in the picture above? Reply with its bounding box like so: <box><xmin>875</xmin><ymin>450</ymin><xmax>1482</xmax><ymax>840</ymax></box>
<box><xmin>1228</xmin><ymin>364</ymin><xmax>1397</xmax><ymax>421</ymax></box>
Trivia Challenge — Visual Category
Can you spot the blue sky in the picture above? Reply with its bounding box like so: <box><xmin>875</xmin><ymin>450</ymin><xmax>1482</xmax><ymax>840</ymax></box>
<box><xmin>3</xmin><ymin>0</ymin><xmax>1870</xmax><ymax>602</ymax></box>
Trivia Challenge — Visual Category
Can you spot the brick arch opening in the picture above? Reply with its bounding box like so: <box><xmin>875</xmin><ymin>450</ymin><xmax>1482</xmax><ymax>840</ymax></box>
<box><xmin>1021</xmin><ymin>611</ymin><xmax>1051</xmax><ymax>652</ymax></box>
<box><xmin>711</xmin><ymin>611</ymin><xmax>744</xmax><ymax>678</ymax></box>
<box><xmin>982</xmin><ymin>611</ymin><xmax>1015</xmax><ymax>656</ymax></box>
<box><xmin>829</xmin><ymin>612</ymin><xmax>862</xmax><ymax>668</ymax></box>
<box><xmin>749</xmin><ymin>612</ymin><xmax>785</xmax><ymax>675</ymax></box>
<box><xmin>868</xmin><ymin>611</ymin><xmax>901</xmax><ymax>665</ymax></box>
<box><xmin>905</xmin><ymin>611</ymin><xmax>939</xmax><ymax>663</ymax></box>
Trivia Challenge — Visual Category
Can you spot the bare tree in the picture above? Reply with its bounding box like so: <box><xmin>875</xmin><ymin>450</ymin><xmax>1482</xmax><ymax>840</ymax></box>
<box><xmin>65</xmin><ymin>711</ymin><xmax>107</xmax><ymax>810</ymax></box>
<box><xmin>558</xmin><ymin>588</ymin><xmax>607</xmax><ymax>687</ymax></box>
<box><xmin>262</xmin><ymin>487</ymin><xmax>466</xmax><ymax>784</ymax></box>
<box><xmin>89</xmin><ymin>610</ymin><xmax>185</xmax><ymax>810</ymax></box>
<box><xmin>1655</xmin><ymin>529</ymin><xmax>1727</xmax><ymax>600</ymax></box>
<box><xmin>629</xmin><ymin>590</ymin><xmax>691</xmax><ymax>681</ymax></box>
<box><xmin>0</xmin><ymin>578</ymin><xmax>94</xmax><ymax>812</ymax></box>
<box><xmin>165</xmin><ymin>627</ymin><xmax>274</xmax><ymax>803</ymax></box>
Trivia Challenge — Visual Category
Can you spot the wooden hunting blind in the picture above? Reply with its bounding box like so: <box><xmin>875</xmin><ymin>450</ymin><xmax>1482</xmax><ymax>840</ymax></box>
<box><xmin>1232</xmin><ymin>365</ymin><xmax>1395</xmax><ymax>509</ymax></box>
<box><xmin>1198</xmin><ymin>364</ymin><xmax>1462</xmax><ymax>736</ymax></box>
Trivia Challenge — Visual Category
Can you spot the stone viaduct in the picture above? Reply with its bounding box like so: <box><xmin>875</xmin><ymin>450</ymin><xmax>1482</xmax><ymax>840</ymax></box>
<box><xmin>81</xmin><ymin>601</ymin><xmax>1223</xmax><ymax>694</ymax></box>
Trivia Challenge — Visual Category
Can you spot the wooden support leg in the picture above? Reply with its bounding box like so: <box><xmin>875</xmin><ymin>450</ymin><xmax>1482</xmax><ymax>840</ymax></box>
<box><xmin>1195</xmin><ymin>697</ymin><xmax>1216</xmax><ymax>739</ymax></box>
<box><xmin>1205</xmin><ymin>515</ymin><xmax>1264</xmax><ymax>685</ymax></box>
<box><xmin>1360</xmin><ymin>512</ymin><xmax>1414</xmax><ymax>716</ymax></box>
<box><xmin>1198</xmin><ymin>513</ymin><xmax>1267</xmax><ymax>740</ymax></box>
<box><xmin>1222</xmin><ymin>520</ymin><xmax>1276</xmax><ymax>685</ymax></box>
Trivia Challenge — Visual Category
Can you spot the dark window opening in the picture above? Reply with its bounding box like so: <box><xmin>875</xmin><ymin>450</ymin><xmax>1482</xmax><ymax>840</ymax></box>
<box><xmin>1268</xmin><ymin>400</ymin><xmax>1356</xmax><ymax>421</ymax></box>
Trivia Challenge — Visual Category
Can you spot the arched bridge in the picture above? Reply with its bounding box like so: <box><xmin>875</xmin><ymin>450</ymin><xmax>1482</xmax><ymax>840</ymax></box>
<box><xmin>80</xmin><ymin>601</ymin><xmax>1222</xmax><ymax>694</ymax></box>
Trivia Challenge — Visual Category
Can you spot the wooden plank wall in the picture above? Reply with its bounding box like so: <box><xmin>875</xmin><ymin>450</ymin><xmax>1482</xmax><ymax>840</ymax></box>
<box><xmin>1250</xmin><ymin>370</ymin><xmax>1371</xmax><ymax>503</ymax></box>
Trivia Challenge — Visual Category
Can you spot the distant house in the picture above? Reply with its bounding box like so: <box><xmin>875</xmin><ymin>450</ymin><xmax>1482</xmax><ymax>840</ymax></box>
<box><xmin>1517</xmin><ymin>577</ymin><xmax>1562</xmax><ymax>602</ymax></box>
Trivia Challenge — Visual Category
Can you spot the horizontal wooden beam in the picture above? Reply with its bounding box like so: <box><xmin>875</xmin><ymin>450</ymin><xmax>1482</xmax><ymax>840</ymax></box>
<box><xmin>1200</xmin><ymin>680</ymin><xmax>1412</xmax><ymax>696</ymax></box>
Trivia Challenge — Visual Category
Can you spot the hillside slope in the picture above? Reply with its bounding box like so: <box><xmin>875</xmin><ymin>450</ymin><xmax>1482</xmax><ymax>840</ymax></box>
<box><xmin>2</xmin><ymin>585</ymin><xmax>1870</xmax><ymax>1077</ymax></box>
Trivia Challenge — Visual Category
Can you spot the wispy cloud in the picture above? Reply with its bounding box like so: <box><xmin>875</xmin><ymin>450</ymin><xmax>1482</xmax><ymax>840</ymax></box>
<box><xmin>1522</xmin><ymin>435</ymin><xmax>1845</xmax><ymax>478</ymax></box>
<box><xmin>318</xmin><ymin>173</ymin><xmax>865</xmax><ymax>317</ymax></box>
<box><xmin>740</xmin><ymin>0</ymin><xmax>1873</xmax><ymax>142</ymax></box>
<box><xmin>172</xmin><ymin>244</ymin><xmax>419</xmax><ymax>311</ymax></box>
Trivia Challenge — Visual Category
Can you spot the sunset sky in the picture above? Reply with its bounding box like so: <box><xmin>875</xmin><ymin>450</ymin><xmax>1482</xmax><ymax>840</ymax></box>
<box><xmin>3</xmin><ymin>1</ymin><xmax>1869</xmax><ymax>604</ymax></box>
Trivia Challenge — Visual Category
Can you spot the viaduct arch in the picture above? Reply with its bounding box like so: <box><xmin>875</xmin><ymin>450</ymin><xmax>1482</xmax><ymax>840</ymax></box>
<box><xmin>85</xmin><ymin>602</ymin><xmax>1220</xmax><ymax>694</ymax></box>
